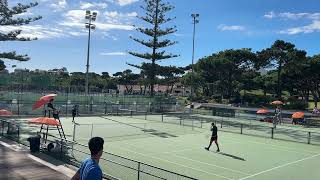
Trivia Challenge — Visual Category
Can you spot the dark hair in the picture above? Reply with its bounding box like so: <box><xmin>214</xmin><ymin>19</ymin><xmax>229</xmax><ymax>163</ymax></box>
<box><xmin>211</xmin><ymin>122</ymin><xmax>215</xmax><ymax>126</ymax></box>
<box><xmin>89</xmin><ymin>137</ymin><xmax>104</xmax><ymax>156</ymax></box>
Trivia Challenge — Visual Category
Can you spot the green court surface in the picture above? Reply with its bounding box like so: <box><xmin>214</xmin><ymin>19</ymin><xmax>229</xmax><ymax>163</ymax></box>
<box><xmin>10</xmin><ymin>115</ymin><xmax>320</xmax><ymax>180</ymax></box>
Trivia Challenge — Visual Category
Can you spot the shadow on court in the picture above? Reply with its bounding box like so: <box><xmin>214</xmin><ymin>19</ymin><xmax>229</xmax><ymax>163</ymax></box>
<box><xmin>217</xmin><ymin>152</ymin><xmax>246</xmax><ymax>161</ymax></box>
<box><xmin>207</xmin><ymin>149</ymin><xmax>246</xmax><ymax>161</ymax></box>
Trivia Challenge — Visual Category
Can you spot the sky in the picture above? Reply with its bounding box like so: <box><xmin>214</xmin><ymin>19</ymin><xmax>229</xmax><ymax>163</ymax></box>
<box><xmin>2</xmin><ymin>0</ymin><xmax>320</xmax><ymax>74</ymax></box>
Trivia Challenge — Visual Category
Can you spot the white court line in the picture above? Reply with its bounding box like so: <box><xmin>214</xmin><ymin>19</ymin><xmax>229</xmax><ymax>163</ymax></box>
<box><xmin>118</xmin><ymin>140</ymin><xmax>250</xmax><ymax>176</ymax></box>
<box><xmin>173</xmin><ymin>154</ymin><xmax>250</xmax><ymax>175</ymax></box>
<box><xmin>221</xmin><ymin>136</ymin><xmax>319</xmax><ymax>155</ymax></box>
<box><xmin>113</xmin><ymin>145</ymin><xmax>234</xmax><ymax>180</ymax></box>
<box><xmin>238</xmin><ymin>153</ymin><xmax>320</xmax><ymax>180</ymax></box>
<box><xmin>161</xmin><ymin>148</ymin><xmax>198</xmax><ymax>154</ymax></box>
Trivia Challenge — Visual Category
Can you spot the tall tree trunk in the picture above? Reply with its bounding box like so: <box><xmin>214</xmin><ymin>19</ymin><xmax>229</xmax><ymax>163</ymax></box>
<box><xmin>277</xmin><ymin>61</ymin><xmax>282</xmax><ymax>99</ymax></box>
<box><xmin>150</xmin><ymin>0</ymin><xmax>160</xmax><ymax>97</ymax></box>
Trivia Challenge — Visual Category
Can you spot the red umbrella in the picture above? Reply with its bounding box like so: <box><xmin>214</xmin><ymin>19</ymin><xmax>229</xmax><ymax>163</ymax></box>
<box><xmin>292</xmin><ymin>112</ymin><xmax>304</xmax><ymax>119</ymax></box>
<box><xmin>29</xmin><ymin>117</ymin><xmax>60</xmax><ymax>126</ymax></box>
<box><xmin>0</xmin><ymin>109</ymin><xmax>13</xmax><ymax>116</ymax></box>
<box><xmin>32</xmin><ymin>94</ymin><xmax>57</xmax><ymax>110</ymax></box>
<box><xmin>257</xmin><ymin>109</ymin><xmax>268</xmax><ymax>114</ymax></box>
<box><xmin>271</xmin><ymin>100</ymin><xmax>284</xmax><ymax>105</ymax></box>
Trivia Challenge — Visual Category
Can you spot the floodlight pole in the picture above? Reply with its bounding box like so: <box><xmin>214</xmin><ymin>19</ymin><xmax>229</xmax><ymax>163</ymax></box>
<box><xmin>191</xmin><ymin>14</ymin><xmax>199</xmax><ymax>98</ymax></box>
<box><xmin>85</xmin><ymin>18</ymin><xmax>91</xmax><ymax>98</ymax></box>
<box><xmin>84</xmin><ymin>11</ymin><xmax>97</xmax><ymax>111</ymax></box>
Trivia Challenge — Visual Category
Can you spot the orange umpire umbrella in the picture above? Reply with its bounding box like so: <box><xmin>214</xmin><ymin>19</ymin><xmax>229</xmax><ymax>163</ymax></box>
<box><xmin>29</xmin><ymin>117</ymin><xmax>60</xmax><ymax>126</ymax></box>
<box><xmin>32</xmin><ymin>94</ymin><xmax>57</xmax><ymax>110</ymax></box>
<box><xmin>0</xmin><ymin>109</ymin><xmax>13</xmax><ymax>116</ymax></box>
<box><xmin>292</xmin><ymin>112</ymin><xmax>304</xmax><ymax>119</ymax></box>
<box><xmin>29</xmin><ymin>117</ymin><xmax>60</xmax><ymax>143</ymax></box>
<box><xmin>271</xmin><ymin>100</ymin><xmax>284</xmax><ymax>105</ymax></box>
<box><xmin>257</xmin><ymin>109</ymin><xmax>269</xmax><ymax>114</ymax></box>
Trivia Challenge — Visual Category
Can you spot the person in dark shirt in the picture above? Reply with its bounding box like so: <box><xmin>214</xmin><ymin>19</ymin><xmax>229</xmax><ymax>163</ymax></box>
<box><xmin>71</xmin><ymin>137</ymin><xmax>104</xmax><ymax>180</ymax></box>
<box><xmin>72</xmin><ymin>105</ymin><xmax>79</xmax><ymax>122</ymax></box>
<box><xmin>46</xmin><ymin>99</ymin><xmax>55</xmax><ymax>118</ymax></box>
<box><xmin>205</xmin><ymin>123</ymin><xmax>220</xmax><ymax>152</ymax></box>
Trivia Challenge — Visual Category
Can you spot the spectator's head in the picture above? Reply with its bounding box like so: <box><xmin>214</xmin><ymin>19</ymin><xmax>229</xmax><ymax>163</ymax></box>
<box><xmin>211</xmin><ymin>122</ymin><xmax>215</xmax><ymax>126</ymax></box>
<box><xmin>89</xmin><ymin>137</ymin><xmax>104</xmax><ymax>158</ymax></box>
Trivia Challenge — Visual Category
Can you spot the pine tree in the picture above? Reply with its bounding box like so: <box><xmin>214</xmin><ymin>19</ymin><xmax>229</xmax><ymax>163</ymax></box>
<box><xmin>128</xmin><ymin>0</ymin><xmax>178</xmax><ymax>96</ymax></box>
<box><xmin>0</xmin><ymin>0</ymin><xmax>41</xmax><ymax>70</ymax></box>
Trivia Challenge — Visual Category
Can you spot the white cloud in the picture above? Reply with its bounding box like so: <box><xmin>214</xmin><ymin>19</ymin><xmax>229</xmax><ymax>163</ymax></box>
<box><xmin>0</xmin><ymin>25</ymin><xmax>65</xmax><ymax>39</ymax></box>
<box><xmin>264</xmin><ymin>12</ymin><xmax>320</xmax><ymax>20</ymax></box>
<box><xmin>104</xmin><ymin>11</ymin><xmax>137</xmax><ymax>24</ymax></box>
<box><xmin>69</xmin><ymin>31</ymin><xmax>87</xmax><ymax>36</ymax></box>
<box><xmin>60</xmin><ymin>10</ymin><xmax>134</xmax><ymax>31</ymax></box>
<box><xmin>104</xmin><ymin>11</ymin><xmax>137</xmax><ymax>18</ymax></box>
<box><xmin>279</xmin><ymin>20</ymin><xmax>320</xmax><ymax>35</ymax></box>
<box><xmin>80</xmin><ymin>2</ymin><xmax>108</xmax><ymax>9</ymax></box>
<box><xmin>265</xmin><ymin>11</ymin><xmax>320</xmax><ymax>35</ymax></box>
<box><xmin>218</xmin><ymin>24</ymin><xmax>245</xmax><ymax>31</ymax></box>
<box><xmin>14</xmin><ymin>11</ymin><xmax>33</xmax><ymax>17</ymax></box>
<box><xmin>116</xmin><ymin>0</ymin><xmax>139</xmax><ymax>6</ymax></box>
<box><xmin>100</xmin><ymin>52</ymin><xmax>127</xmax><ymax>56</ymax></box>
<box><xmin>264</xmin><ymin>11</ymin><xmax>276</xmax><ymax>19</ymax></box>
<box><xmin>49</xmin><ymin>0</ymin><xmax>67</xmax><ymax>11</ymax></box>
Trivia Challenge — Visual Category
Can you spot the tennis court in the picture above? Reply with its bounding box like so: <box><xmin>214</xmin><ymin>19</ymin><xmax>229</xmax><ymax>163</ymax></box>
<box><xmin>4</xmin><ymin>113</ymin><xmax>320</xmax><ymax>180</ymax></box>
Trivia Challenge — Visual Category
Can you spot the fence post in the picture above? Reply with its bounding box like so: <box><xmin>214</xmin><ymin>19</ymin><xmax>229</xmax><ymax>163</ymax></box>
<box><xmin>17</xmin><ymin>93</ymin><xmax>20</xmax><ymax>116</ymax></box>
<box><xmin>308</xmin><ymin>132</ymin><xmax>311</xmax><ymax>144</ymax></box>
<box><xmin>137</xmin><ymin>162</ymin><xmax>141</xmax><ymax>180</ymax></box>
<box><xmin>271</xmin><ymin>127</ymin><xmax>274</xmax><ymax>139</ymax></box>
<box><xmin>1</xmin><ymin>120</ymin><xmax>4</xmax><ymax>136</ymax></box>
<box><xmin>240</xmin><ymin>124</ymin><xmax>243</xmax><ymax>134</ymax></box>
<box><xmin>117</xmin><ymin>107</ymin><xmax>119</xmax><ymax>116</ymax></box>
<box><xmin>104</xmin><ymin>102</ymin><xmax>107</xmax><ymax>114</ymax></box>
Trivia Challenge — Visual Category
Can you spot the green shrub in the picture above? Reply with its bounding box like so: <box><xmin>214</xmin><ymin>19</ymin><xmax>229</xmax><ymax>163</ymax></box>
<box><xmin>285</xmin><ymin>97</ymin><xmax>308</xmax><ymax>110</ymax></box>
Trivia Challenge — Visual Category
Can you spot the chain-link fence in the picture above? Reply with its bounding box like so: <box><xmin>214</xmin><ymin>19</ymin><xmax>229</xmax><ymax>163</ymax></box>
<box><xmin>0</xmin><ymin>90</ymin><xmax>185</xmax><ymax>116</ymax></box>
<box><xmin>0</xmin><ymin>119</ymin><xmax>198</xmax><ymax>180</ymax></box>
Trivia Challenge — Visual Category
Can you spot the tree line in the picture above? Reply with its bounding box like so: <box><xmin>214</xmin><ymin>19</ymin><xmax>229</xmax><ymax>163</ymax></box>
<box><xmin>186</xmin><ymin>40</ymin><xmax>320</xmax><ymax>109</ymax></box>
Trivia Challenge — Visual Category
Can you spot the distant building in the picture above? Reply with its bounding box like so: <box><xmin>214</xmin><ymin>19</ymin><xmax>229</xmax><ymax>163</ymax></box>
<box><xmin>117</xmin><ymin>83</ymin><xmax>191</xmax><ymax>96</ymax></box>
<box><xmin>13</xmin><ymin>68</ymin><xmax>30</xmax><ymax>74</ymax></box>
<box><xmin>33</xmin><ymin>69</ymin><xmax>46</xmax><ymax>73</ymax></box>
<box><xmin>0</xmin><ymin>69</ymin><xmax>9</xmax><ymax>74</ymax></box>
<box><xmin>48</xmin><ymin>67</ymin><xmax>68</xmax><ymax>75</ymax></box>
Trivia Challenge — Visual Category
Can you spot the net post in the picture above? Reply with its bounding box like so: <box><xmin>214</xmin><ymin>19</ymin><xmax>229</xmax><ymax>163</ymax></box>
<box><xmin>192</xmin><ymin>120</ymin><xmax>194</xmax><ymax>130</ymax></box>
<box><xmin>137</xmin><ymin>162</ymin><xmax>141</xmax><ymax>180</ymax></box>
<box><xmin>271</xmin><ymin>127</ymin><xmax>274</xmax><ymax>139</ymax></box>
<box><xmin>161</xmin><ymin>113</ymin><xmax>164</xmax><ymax>122</ymax></box>
<box><xmin>240</xmin><ymin>124</ymin><xmax>243</xmax><ymax>134</ymax></box>
<box><xmin>17</xmin><ymin>125</ymin><xmax>20</xmax><ymax>142</ymax></box>
<box><xmin>90</xmin><ymin>124</ymin><xmax>94</xmax><ymax>138</ymax></box>
<box><xmin>72</xmin><ymin>123</ymin><xmax>76</xmax><ymax>142</ymax></box>
<box><xmin>308</xmin><ymin>132</ymin><xmax>311</xmax><ymax>144</ymax></box>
